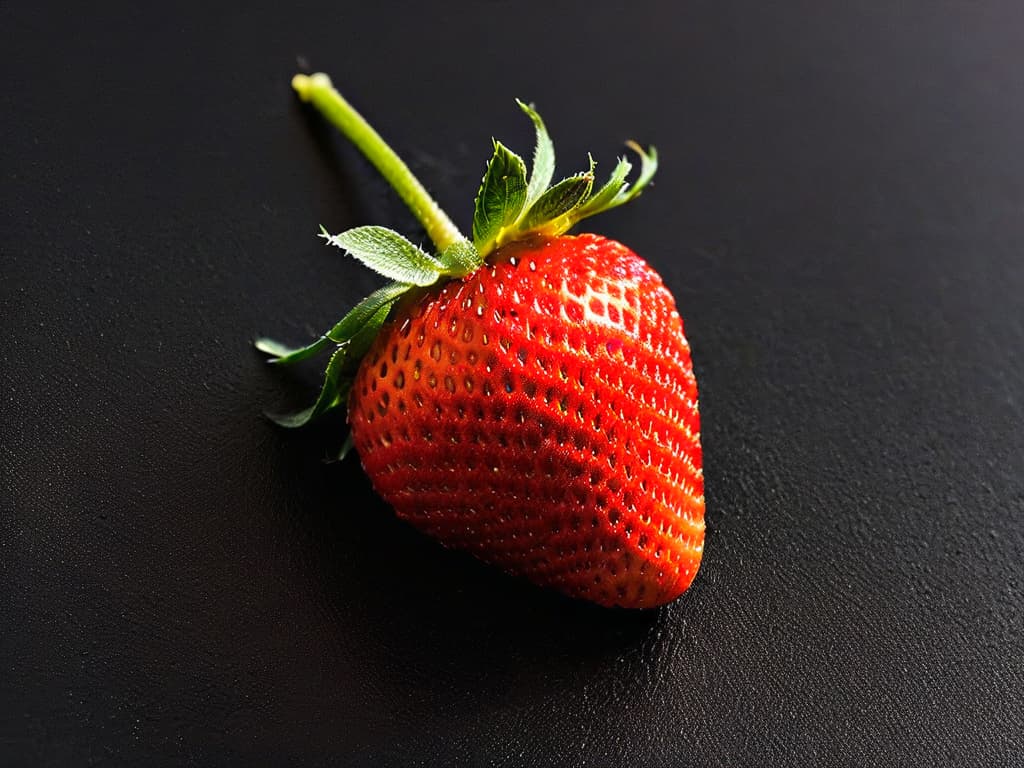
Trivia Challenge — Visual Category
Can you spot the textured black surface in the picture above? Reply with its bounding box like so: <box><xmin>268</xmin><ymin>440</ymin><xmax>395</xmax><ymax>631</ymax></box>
<box><xmin>3</xmin><ymin>2</ymin><xmax>1024</xmax><ymax>766</ymax></box>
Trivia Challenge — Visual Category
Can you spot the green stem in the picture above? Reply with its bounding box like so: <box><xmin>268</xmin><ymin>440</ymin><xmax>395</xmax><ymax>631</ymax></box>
<box><xmin>292</xmin><ymin>73</ymin><xmax>465</xmax><ymax>252</ymax></box>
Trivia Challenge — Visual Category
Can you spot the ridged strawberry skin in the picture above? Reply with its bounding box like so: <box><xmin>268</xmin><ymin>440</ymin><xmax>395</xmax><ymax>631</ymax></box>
<box><xmin>348</xmin><ymin>234</ymin><xmax>704</xmax><ymax>608</ymax></box>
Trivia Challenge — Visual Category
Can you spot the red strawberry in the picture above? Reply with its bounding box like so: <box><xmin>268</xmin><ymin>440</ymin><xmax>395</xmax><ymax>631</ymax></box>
<box><xmin>258</xmin><ymin>73</ymin><xmax>704</xmax><ymax>609</ymax></box>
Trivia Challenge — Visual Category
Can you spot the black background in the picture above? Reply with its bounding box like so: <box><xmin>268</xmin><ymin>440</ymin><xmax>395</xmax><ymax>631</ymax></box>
<box><xmin>3</xmin><ymin>2</ymin><xmax>1023</xmax><ymax>766</ymax></box>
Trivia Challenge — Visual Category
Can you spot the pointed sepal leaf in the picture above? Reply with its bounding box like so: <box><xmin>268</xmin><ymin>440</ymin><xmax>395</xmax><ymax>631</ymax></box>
<box><xmin>256</xmin><ymin>281</ymin><xmax>411</xmax><ymax>366</ymax></box>
<box><xmin>264</xmin><ymin>300</ymin><xmax>393</xmax><ymax>429</ymax></box>
<box><xmin>517</xmin><ymin>100</ymin><xmax>555</xmax><ymax>207</ymax></box>
<box><xmin>254</xmin><ymin>336</ymin><xmax>309</xmax><ymax>359</ymax></box>
<box><xmin>324</xmin><ymin>281</ymin><xmax>411</xmax><ymax>345</ymax></box>
<box><xmin>572</xmin><ymin>142</ymin><xmax>658</xmax><ymax>224</ymax></box>
<box><xmin>266</xmin><ymin>405</ymin><xmax>318</xmax><ymax>429</ymax></box>
<box><xmin>438</xmin><ymin>239</ymin><xmax>483</xmax><ymax>277</ymax></box>
<box><xmin>341</xmin><ymin>300</ymin><xmax>393</xmax><ymax>365</ymax></box>
<box><xmin>472</xmin><ymin>141</ymin><xmax>528</xmax><ymax>251</ymax></box>
<box><xmin>576</xmin><ymin>156</ymin><xmax>632</xmax><ymax>217</ymax></box>
<box><xmin>256</xmin><ymin>335</ymin><xmax>333</xmax><ymax>366</ymax></box>
<box><xmin>263</xmin><ymin>94</ymin><xmax>661</xmax><ymax>431</ymax></box>
<box><xmin>623</xmin><ymin>141</ymin><xmax>658</xmax><ymax>201</ymax></box>
<box><xmin>336</xmin><ymin>431</ymin><xmax>356</xmax><ymax>462</ymax></box>
<box><xmin>321</xmin><ymin>225</ymin><xmax>444</xmax><ymax>286</ymax></box>
<box><xmin>265</xmin><ymin>346</ymin><xmax>350</xmax><ymax>428</ymax></box>
<box><xmin>520</xmin><ymin>159</ymin><xmax>596</xmax><ymax>234</ymax></box>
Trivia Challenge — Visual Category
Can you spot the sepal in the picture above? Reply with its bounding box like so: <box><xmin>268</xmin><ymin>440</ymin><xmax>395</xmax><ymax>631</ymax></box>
<box><xmin>472</xmin><ymin>141</ymin><xmax>528</xmax><ymax>253</ymax></box>
<box><xmin>263</xmin><ymin>90</ymin><xmax>659</xmax><ymax>432</ymax></box>
<box><xmin>265</xmin><ymin>347</ymin><xmax>350</xmax><ymax>428</ymax></box>
<box><xmin>572</xmin><ymin>142</ymin><xmax>658</xmax><ymax>223</ymax></box>
<box><xmin>520</xmin><ymin>158</ymin><xmax>595</xmax><ymax>235</ymax></box>
<box><xmin>438</xmin><ymin>239</ymin><xmax>482</xmax><ymax>277</ymax></box>
<box><xmin>517</xmin><ymin>100</ymin><xmax>555</xmax><ymax>207</ymax></box>
<box><xmin>321</xmin><ymin>225</ymin><xmax>444</xmax><ymax>286</ymax></box>
<box><xmin>259</xmin><ymin>285</ymin><xmax>406</xmax><ymax>428</ymax></box>
<box><xmin>469</xmin><ymin>104</ymin><xmax>659</xmax><ymax>257</ymax></box>
<box><xmin>255</xmin><ymin>281</ymin><xmax>411</xmax><ymax>366</ymax></box>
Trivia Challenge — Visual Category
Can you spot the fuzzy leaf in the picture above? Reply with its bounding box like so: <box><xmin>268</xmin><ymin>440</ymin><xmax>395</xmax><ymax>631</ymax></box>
<box><xmin>266</xmin><ymin>346</ymin><xmax>350</xmax><ymax>428</ymax></box>
<box><xmin>254</xmin><ymin>336</ymin><xmax>308</xmax><ymax>359</ymax></box>
<box><xmin>256</xmin><ymin>335</ymin><xmax>332</xmax><ymax>366</ymax></box>
<box><xmin>623</xmin><ymin>141</ymin><xmax>659</xmax><ymax>201</ymax></box>
<box><xmin>573</xmin><ymin>143</ymin><xmax>658</xmax><ymax>224</ymax></box>
<box><xmin>520</xmin><ymin>160</ymin><xmax>595</xmax><ymax>234</ymax></box>
<box><xmin>256</xmin><ymin>282</ymin><xmax>410</xmax><ymax>366</ymax></box>
<box><xmin>340</xmin><ymin>301</ymin><xmax>393</xmax><ymax>368</ymax></box>
<box><xmin>438</xmin><ymin>239</ymin><xmax>483</xmax><ymax>277</ymax></box>
<box><xmin>324</xmin><ymin>281</ymin><xmax>410</xmax><ymax>344</ymax></box>
<box><xmin>264</xmin><ymin>294</ymin><xmax>397</xmax><ymax>428</ymax></box>
<box><xmin>472</xmin><ymin>141</ymin><xmax>528</xmax><ymax>250</ymax></box>
<box><xmin>517</xmin><ymin>100</ymin><xmax>555</xmax><ymax>206</ymax></box>
<box><xmin>577</xmin><ymin>156</ymin><xmax>632</xmax><ymax>216</ymax></box>
<box><xmin>321</xmin><ymin>225</ymin><xmax>444</xmax><ymax>286</ymax></box>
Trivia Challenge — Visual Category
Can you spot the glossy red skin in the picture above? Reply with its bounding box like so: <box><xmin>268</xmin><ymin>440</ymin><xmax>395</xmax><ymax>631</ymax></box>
<box><xmin>348</xmin><ymin>234</ymin><xmax>704</xmax><ymax>608</ymax></box>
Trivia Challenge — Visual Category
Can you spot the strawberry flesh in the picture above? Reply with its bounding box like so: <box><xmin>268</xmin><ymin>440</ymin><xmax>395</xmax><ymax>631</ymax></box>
<box><xmin>348</xmin><ymin>234</ymin><xmax>704</xmax><ymax>609</ymax></box>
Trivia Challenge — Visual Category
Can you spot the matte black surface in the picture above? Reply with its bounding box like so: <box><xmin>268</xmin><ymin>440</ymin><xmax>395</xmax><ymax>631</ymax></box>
<box><xmin>3</xmin><ymin>2</ymin><xmax>1023</xmax><ymax>766</ymax></box>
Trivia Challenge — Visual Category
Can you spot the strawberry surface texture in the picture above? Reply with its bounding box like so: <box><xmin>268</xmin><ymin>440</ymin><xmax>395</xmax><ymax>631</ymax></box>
<box><xmin>260</xmin><ymin>73</ymin><xmax>705</xmax><ymax>609</ymax></box>
<box><xmin>349</xmin><ymin>235</ymin><xmax>704</xmax><ymax>608</ymax></box>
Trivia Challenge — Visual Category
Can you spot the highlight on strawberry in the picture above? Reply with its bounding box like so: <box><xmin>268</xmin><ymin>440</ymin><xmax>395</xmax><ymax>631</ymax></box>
<box><xmin>257</xmin><ymin>72</ymin><xmax>704</xmax><ymax>609</ymax></box>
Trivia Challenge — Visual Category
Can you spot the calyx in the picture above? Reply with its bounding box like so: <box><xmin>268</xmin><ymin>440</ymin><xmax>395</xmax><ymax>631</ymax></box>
<box><xmin>257</xmin><ymin>72</ymin><xmax>658</xmax><ymax>444</ymax></box>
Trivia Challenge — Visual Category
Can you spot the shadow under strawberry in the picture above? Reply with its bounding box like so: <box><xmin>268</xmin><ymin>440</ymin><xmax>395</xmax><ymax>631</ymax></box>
<box><xmin>290</xmin><ymin>454</ymin><xmax>682</xmax><ymax>690</ymax></box>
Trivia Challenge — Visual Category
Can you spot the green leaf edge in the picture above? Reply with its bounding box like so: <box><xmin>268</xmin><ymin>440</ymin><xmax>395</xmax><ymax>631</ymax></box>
<box><xmin>256</xmin><ymin>281</ymin><xmax>412</xmax><ymax>365</ymax></box>
<box><xmin>321</xmin><ymin>225</ymin><xmax>443</xmax><ymax>287</ymax></box>
<box><xmin>472</xmin><ymin>140</ymin><xmax>529</xmax><ymax>253</ymax></box>
<box><xmin>265</xmin><ymin>299</ymin><xmax>395</xmax><ymax>428</ymax></box>
<box><xmin>469</xmin><ymin>107</ymin><xmax>659</xmax><ymax>258</ymax></box>
<box><xmin>517</xmin><ymin>100</ymin><xmax>555</xmax><ymax>207</ymax></box>
<box><xmin>265</xmin><ymin>346</ymin><xmax>350</xmax><ymax>428</ymax></box>
<box><xmin>520</xmin><ymin>157</ymin><xmax>596</xmax><ymax>234</ymax></box>
<box><xmin>261</xmin><ymin>288</ymin><xmax>407</xmax><ymax>428</ymax></box>
<box><xmin>263</xmin><ymin>98</ymin><xmax>659</xmax><ymax>432</ymax></box>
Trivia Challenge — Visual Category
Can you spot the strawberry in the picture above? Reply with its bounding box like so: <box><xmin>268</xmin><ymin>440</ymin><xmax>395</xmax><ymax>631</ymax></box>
<box><xmin>258</xmin><ymin>73</ymin><xmax>704</xmax><ymax>609</ymax></box>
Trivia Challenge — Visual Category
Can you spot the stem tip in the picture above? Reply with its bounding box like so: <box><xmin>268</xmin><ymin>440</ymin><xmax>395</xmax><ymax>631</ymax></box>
<box><xmin>291</xmin><ymin>72</ymin><xmax>331</xmax><ymax>102</ymax></box>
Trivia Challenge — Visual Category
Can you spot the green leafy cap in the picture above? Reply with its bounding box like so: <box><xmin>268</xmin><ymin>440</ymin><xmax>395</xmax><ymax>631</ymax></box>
<box><xmin>471</xmin><ymin>101</ymin><xmax>658</xmax><ymax>257</ymax></box>
<box><xmin>259</xmin><ymin>74</ymin><xmax>659</xmax><ymax>443</ymax></box>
